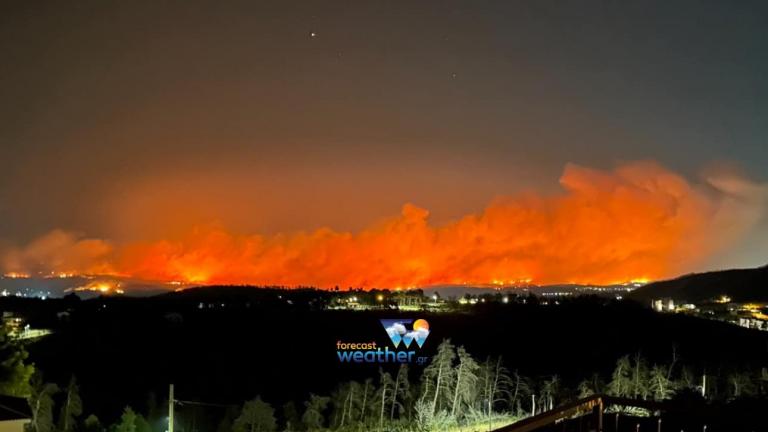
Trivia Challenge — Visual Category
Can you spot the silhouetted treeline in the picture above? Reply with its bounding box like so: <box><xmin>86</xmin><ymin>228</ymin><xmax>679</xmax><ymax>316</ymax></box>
<box><xmin>23</xmin><ymin>340</ymin><xmax>768</xmax><ymax>432</ymax></box>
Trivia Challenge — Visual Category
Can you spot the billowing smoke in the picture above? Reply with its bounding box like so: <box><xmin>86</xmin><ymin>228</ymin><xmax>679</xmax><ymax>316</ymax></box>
<box><xmin>2</xmin><ymin>161</ymin><xmax>765</xmax><ymax>288</ymax></box>
<box><xmin>1</xmin><ymin>230</ymin><xmax>114</xmax><ymax>277</ymax></box>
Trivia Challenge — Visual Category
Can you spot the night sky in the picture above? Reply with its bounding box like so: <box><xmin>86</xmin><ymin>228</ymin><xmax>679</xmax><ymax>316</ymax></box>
<box><xmin>1</xmin><ymin>1</ymin><xmax>767</xmax><ymax>285</ymax></box>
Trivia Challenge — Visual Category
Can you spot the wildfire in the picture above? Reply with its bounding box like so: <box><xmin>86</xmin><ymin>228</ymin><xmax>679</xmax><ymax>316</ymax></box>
<box><xmin>0</xmin><ymin>161</ymin><xmax>764</xmax><ymax>289</ymax></box>
<box><xmin>71</xmin><ymin>281</ymin><xmax>125</xmax><ymax>295</ymax></box>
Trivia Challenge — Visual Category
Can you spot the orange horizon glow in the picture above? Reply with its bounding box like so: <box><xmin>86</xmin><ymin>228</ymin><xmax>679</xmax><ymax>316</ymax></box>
<box><xmin>1</xmin><ymin>161</ymin><xmax>763</xmax><ymax>289</ymax></box>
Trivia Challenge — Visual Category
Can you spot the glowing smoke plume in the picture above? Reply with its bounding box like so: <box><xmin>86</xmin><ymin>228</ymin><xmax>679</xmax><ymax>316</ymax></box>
<box><xmin>2</xmin><ymin>162</ymin><xmax>765</xmax><ymax>288</ymax></box>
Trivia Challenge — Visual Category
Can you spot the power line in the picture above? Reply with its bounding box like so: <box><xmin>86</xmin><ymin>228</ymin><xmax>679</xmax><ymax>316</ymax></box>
<box><xmin>175</xmin><ymin>399</ymin><xmax>237</xmax><ymax>408</ymax></box>
<box><xmin>0</xmin><ymin>402</ymin><xmax>31</xmax><ymax>419</ymax></box>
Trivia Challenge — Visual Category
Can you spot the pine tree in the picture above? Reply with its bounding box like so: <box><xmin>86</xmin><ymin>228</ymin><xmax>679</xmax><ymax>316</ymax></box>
<box><xmin>577</xmin><ymin>373</ymin><xmax>604</xmax><ymax>399</ymax></box>
<box><xmin>301</xmin><ymin>394</ymin><xmax>329</xmax><ymax>432</ymax></box>
<box><xmin>413</xmin><ymin>399</ymin><xmax>433</xmax><ymax>432</ymax></box>
<box><xmin>450</xmin><ymin>346</ymin><xmax>479</xmax><ymax>419</ymax></box>
<box><xmin>134</xmin><ymin>414</ymin><xmax>152</xmax><ymax>432</ymax></box>
<box><xmin>649</xmin><ymin>365</ymin><xmax>674</xmax><ymax>401</ymax></box>
<box><xmin>233</xmin><ymin>397</ymin><xmax>277</xmax><ymax>432</ymax></box>
<box><xmin>678</xmin><ymin>366</ymin><xmax>696</xmax><ymax>391</ymax></box>
<box><xmin>281</xmin><ymin>402</ymin><xmax>300</xmax><ymax>432</ymax></box>
<box><xmin>58</xmin><ymin>376</ymin><xmax>83</xmax><ymax>432</ymax></box>
<box><xmin>114</xmin><ymin>407</ymin><xmax>137</xmax><ymax>432</ymax></box>
<box><xmin>83</xmin><ymin>415</ymin><xmax>102</xmax><ymax>432</ymax></box>
<box><xmin>540</xmin><ymin>376</ymin><xmax>559</xmax><ymax>410</ymax></box>
<box><xmin>666</xmin><ymin>346</ymin><xmax>678</xmax><ymax>385</ymax></box>
<box><xmin>630</xmin><ymin>353</ymin><xmax>650</xmax><ymax>399</ymax></box>
<box><xmin>390</xmin><ymin>364</ymin><xmax>411</xmax><ymax>421</ymax></box>
<box><xmin>509</xmin><ymin>370</ymin><xmax>532</xmax><ymax>416</ymax></box>
<box><xmin>26</xmin><ymin>376</ymin><xmax>59</xmax><ymax>432</ymax></box>
<box><xmin>479</xmin><ymin>357</ymin><xmax>513</xmax><ymax>416</ymax></box>
<box><xmin>374</xmin><ymin>369</ymin><xmax>394</xmax><ymax>431</ymax></box>
<box><xmin>421</xmin><ymin>339</ymin><xmax>456</xmax><ymax>416</ymax></box>
<box><xmin>727</xmin><ymin>371</ymin><xmax>756</xmax><ymax>399</ymax></box>
<box><xmin>608</xmin><ymin>356</ymin><xmax>632</xmax><ymax>397</ymax></box>
<box><xmin>478</xmin><ymin>358</ymin><xmax>493</xmax><ymax>415</ymax></box>
<box><xmin>329</xmin><ymin>383</ymin><xmax>349</xmax><ymax>428</ymax></box>
<box><xmin>577</xmin><ymin>381</ymin><xmax>592</xmax><ymax>399</ymax></box>
<box><xmin>342</xmin><ymin>381</ymin><xmax>362</xmax><ymax>428</ymax></box>
<box><xmin>491</xmin><ymin>358</ymin><xmax>514</xmax><ymax>411</ymax></box>
<box><xmin>359</xmin><ymin>378</ymin><xmax>372</xmax><ymax>423</ymax></box>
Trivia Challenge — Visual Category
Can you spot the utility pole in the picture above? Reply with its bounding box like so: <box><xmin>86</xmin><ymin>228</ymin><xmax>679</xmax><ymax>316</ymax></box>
<box><xmin>169</xmin><ymin>384</ymin><xmax>175</xmax><ymax>432</ymax></box>
<box><xmin>701</xmin><ymin>374</ymin><xmax>707</xmax><ymax>398</ymax></box>
<box><xmin>596</xmin><ymin>400</ymin><xmax>603</xmax><ymax>432</ymax></box>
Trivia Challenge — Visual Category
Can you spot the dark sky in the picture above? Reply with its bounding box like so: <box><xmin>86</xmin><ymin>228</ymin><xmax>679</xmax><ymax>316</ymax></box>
<box><xmin>1</xmin><ymin>1</ymin><xmax>767</xmax><ymax>270</ymax></box>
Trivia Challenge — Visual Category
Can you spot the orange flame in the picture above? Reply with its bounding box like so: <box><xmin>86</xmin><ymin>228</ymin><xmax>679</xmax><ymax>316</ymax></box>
<box><xmin>2</xmin><ymin>161</ymin><xmax>764</xmax><ymax>288</ymax></box>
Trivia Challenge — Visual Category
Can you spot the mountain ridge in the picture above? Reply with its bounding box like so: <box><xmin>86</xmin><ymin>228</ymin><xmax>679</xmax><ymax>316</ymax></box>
<box><xmin>628</xmin><ymin>264</ymin><xmax>768</xmax><ymax>303</ymax></box>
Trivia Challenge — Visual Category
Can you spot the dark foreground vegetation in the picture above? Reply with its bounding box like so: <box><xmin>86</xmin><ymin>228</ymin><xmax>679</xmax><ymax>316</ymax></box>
<box><xmin>0</xmin><ymin>288</ymin><xmax>764</xmax><ymax>431</ymax></box>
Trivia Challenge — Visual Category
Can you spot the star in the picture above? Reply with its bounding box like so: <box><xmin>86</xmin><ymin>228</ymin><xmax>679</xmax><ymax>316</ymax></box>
<box><xmin>309</xmin><ymin>31</ymin><xmax>317</xmax><ymax>38</ymax></box>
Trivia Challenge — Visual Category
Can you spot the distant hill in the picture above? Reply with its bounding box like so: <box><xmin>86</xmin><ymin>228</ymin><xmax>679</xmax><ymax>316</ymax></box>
<box><xmin>629</xmin><ymin>264</ymin><xmax>768</xmax><ymax>303</ymax></box>
<box><xmin>0</xmin><ymin>275</ymin><xmax>173</xmax><ymax>299</ymax></box>
<box><xmin>422</xmin><ymin>283</ymin><xmax>635</xmax><ymax>298</ymax></box>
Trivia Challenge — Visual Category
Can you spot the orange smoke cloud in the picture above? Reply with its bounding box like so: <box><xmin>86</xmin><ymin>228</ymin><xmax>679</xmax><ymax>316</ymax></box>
<box><xmin>1</xmin><ymin>230</ymin><xmax>114</xmax><ymax>277</ymax></box>
<box><xmin>3</xmin><ymin>161</ymin><xmax>765</xmax><ymax>287</ymax></box>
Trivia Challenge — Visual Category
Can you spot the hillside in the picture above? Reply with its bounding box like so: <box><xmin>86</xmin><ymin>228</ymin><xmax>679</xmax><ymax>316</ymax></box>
<box><xmin>629</xmin><ymin>264</ymin><xmax>768</xmax><ymax>303</ymax></box>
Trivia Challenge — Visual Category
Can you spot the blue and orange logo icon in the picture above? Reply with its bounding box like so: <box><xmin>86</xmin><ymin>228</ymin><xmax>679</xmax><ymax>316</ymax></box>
<box><xmin>380</xmin><ymin>318</ymin><xmax>430</xmax><ymax>348</ymax></box>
